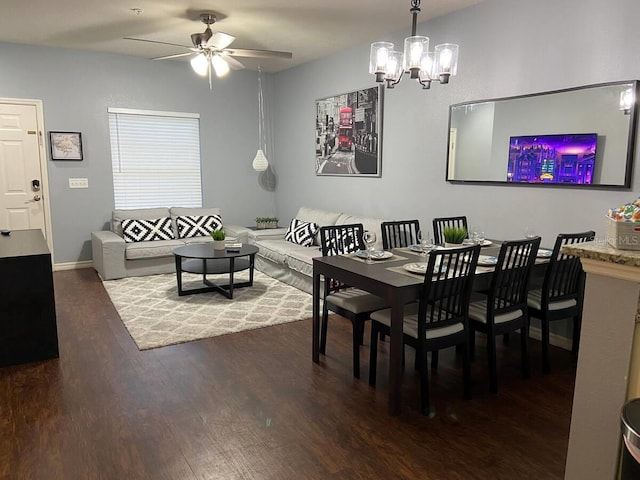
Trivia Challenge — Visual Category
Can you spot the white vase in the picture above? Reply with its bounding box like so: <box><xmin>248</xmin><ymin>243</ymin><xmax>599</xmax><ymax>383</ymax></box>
<box><xmin>213</xmin><ymin>240</ymin><xmax>226</xmax><ymax>250</ymax></box>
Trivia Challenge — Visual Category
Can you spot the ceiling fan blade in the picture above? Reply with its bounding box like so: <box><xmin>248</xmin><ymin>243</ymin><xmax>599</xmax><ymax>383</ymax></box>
<box><xmin>151</xmin><ymin>52</ymin><xmax>194</xmax><ymax>61</ymax></box>
<box><xmin>124</xmin><ymin>37</ymin><xmax>192</xmax><ymax>50</ymax></box>
<box><xmin>207</xmin><ymin>32</ymin><xmax>236</xmax><ymax>50</ymax></box>
<box><xmin>225</xmin><ymin>48</ymin><xmax>292</xmax><ymax>59</ymax></box>
<box><xmin>221</xmin><ymin>55</ymin><xmax>246</xmax><ymax>70</ymax></box>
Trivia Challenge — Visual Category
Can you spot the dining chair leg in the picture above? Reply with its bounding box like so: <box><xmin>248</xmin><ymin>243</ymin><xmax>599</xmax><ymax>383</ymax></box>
<box><xmin>431</xmin><ymin>350</ymin><xmax>439</xmax><ymax>371</ymax></box>
<box><xmin>521</xmin><ymin>325</ymin><xmax>530</xmax><ymax>379</ymax></box>
<box><xmin>418</xmin><ymin>346</ymin><xmax>430</xmax><ymax>415</ymax></box>
<box><xmin>320</xmin><ymin>304</ymin><xmax>329</xmax><ymax>355</ymax></box>
<box><xmin>541</xmin><ymin>319</ymin><xmax>551</xmax><ymax>374</ymax></box>
<box><xmin>358</xmin><ymin>319</ymin><xmax>365</xmax><ymax>346</ymax></box>
<box><xmin>462</xmin><ymin>341</ymin><xmax>471</xmax><ymax>400</ymax></box>
<box><xmin>368</xmin><ymin>323</ymin><xmax>380</xmax><ymax>386</ymax></box>
<box><xmin>469</xmin><ymin>328</ymin><xmax>476</xmax><ymax>360</ymax></box>
<box><xmin>503</xmin><ymin>333</ymin><xmax>510</xmax><ymax>345</ymax></box>
<box><xmin>488</xmin><ymin>333</ymin><xmax>498</xmax><ymax>394</ymax></box>
<box><xmin>352</xmin><ymin>320</ymin><xmax>361</xmax><ymax>379</ymax></box>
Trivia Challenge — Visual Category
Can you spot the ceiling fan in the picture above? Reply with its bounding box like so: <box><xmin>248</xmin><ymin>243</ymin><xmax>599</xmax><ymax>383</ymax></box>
<box><xmin>124</xmin><ymin>13</ymin><xmax>292</xmax><ymax>89</ymax></box>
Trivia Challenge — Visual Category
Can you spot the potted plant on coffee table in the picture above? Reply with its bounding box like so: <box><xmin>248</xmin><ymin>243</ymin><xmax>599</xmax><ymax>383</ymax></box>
<box><xmin>443</xmin><ymin>226</ymin><xmax>467</xmax><ymax>248</ymax></box>
<box><xmin>210</xmin><ymin>228</ymin><xmax>226</xmax><ymax>250</ymax></box>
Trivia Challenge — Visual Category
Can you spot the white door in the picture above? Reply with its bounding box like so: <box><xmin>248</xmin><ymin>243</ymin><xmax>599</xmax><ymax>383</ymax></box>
<box><xmin>0</xmin><ymin>99</ymin><xmax>53</xmax><ymax>252</ymax></box>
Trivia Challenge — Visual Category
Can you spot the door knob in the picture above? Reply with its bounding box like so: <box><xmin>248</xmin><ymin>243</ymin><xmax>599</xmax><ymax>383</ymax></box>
<box><xmin>33</xmin><ymin>194</ymin><xmax>41</xmax><ymax>201</ymax></box>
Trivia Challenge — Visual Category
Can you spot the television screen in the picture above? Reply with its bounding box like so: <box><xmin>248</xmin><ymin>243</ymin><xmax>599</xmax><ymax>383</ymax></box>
<box><xmin>507</xmin><ymin>133</ymin><xmax>597</xmax><ymax>184</ymax></box>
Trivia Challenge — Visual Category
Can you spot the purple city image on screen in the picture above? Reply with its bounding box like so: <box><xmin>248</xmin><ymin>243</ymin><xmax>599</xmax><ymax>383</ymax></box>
<box><xmin>507</xmin><ymin>133</ymin><xmax>597</xmax><ymax>184</ymax></box>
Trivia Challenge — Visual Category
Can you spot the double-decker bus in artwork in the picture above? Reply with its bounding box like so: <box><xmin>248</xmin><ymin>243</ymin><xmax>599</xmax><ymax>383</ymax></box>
<box><xmin>337</xmin><ymin>106</ymin><xmax>353</xmax><ymax>151</ymax></box>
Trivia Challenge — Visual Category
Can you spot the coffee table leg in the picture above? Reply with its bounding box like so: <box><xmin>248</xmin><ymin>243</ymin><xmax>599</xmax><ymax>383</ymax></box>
<box><xmin>228</xmin><ymin>258</ymin><xmax>235</xmax><ymax>299</ymax></box>
<box><xmin>175</xmin><ymin>255</ymin><xmax>184</xmax><ymax>296</ymax></box>
<box><xmin>249</xmin><ymin>254</ymin><xmax>255</xmax><ymax>286</ymax></box>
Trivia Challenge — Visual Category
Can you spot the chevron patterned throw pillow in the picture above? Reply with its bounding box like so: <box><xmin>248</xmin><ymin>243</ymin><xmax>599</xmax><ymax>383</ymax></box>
<box><xmin>121</xmin><ymin>217</ymin><xmax>174</xmax><ymax>243</ymax></box>
<box><xmin>176</xmin><ymin>214</ymin><xmax>223</xmax><ymax>238</ymax></box>
<box><xmin>284</xmin><ymin>218</ymin><xmax>319</xmax><ymax>247</ymax></box>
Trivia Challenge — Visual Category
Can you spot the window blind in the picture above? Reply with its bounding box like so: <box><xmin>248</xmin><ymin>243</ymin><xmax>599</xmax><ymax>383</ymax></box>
<box><xmin>108</xmin><ymin>108</ymin><xmax>202</xmax><ymax>209</ymax></box>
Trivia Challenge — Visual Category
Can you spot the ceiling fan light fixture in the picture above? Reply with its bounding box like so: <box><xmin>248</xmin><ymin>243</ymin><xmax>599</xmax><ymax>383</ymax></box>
<box><xmin>190</xmin><ymin>53</ymin><xmax>209</xmax><ymax>76</ymax></box>
<box><xmin>211</xmin><ymin>55</ymin><xmax>230</xmax><ymax>77</ymax></box>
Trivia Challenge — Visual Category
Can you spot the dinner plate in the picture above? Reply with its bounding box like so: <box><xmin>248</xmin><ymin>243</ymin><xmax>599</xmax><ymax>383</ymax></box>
<box><xmin>477</xmin><ymin>255</ymin><xmax>498</xmax><ymax>266</ymax></box>
<box><xmin>537</xmin><ymin>249</ymin><xmax>553</xmax><ymax>258</ymax></box>
<box><xmin>480</xmin><ymin>239</ymin><xmax>492</xmax><ymax>247</ymax></box>
<box><xmin>402</xmin><ymin>262</ymin><xmax>444</xmax><ymax>275</ymax></box>
<box><xmin>409</xmin><ymin>244</ymin><xmax>423</xmax><ymax>253</ymax></box>
<box><xmin>356</xmin><ymin>250</ymin><xmax>393</xmax><ymax>260</ymax></box>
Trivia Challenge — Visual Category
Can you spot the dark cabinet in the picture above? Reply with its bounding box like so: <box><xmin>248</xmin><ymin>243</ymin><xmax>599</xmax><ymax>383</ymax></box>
<box><xmin>0</xmin><ymin>229</ymin><xmax>58</xmax><ymax>366</ymax></box>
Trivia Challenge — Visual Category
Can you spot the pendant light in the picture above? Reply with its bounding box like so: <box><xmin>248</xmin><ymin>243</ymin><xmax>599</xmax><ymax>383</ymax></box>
<box><xmin>252</xmin><ymin>67</ymin><xmax>269</xmax><ymax>172</ymax></box>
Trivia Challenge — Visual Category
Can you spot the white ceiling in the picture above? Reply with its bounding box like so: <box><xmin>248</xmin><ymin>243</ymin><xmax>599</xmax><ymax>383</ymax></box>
<box><xmin>0</xmin><ymin>0</ymin><xmax>483</xmax><ymax>72</ymax></box>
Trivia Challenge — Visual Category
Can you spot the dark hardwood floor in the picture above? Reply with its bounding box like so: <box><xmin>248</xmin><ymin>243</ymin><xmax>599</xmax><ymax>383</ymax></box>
<box><xmin>0</xmin><ymin>268</ymin><xmax>575</xmax><ymax>479</ymax></box>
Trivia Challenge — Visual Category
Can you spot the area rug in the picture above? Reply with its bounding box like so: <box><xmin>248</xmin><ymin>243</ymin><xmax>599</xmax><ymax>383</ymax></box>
<box><xmin>102</xmin><ymin>270</ymin><xmax>313</xmax><ymax>350</ymax></box>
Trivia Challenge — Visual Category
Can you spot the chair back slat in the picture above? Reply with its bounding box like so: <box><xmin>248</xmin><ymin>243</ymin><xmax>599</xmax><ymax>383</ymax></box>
<box><xmin>432</xmin><ymin>216</ymin><xmax>468</xmax><ymax>245</ymax></box>
<box><xmin>417</xmin><ymin>245</ymin><xmax>480</xmax><ymax>337</ymax></box>
<box><xmin>381</xmin><ymin>220</ymin><xmax>420</xmax><ymax>249</ymax></box>
<box><xmin>320</xmin><ymin>223</ymin><xmax>365</xmax><ymax>293</ymax></box>
<box><xmin>543</xmin><ymin>231</ymin><xmax>595</xmax><ymax>307</ymax></box>
<box><xmin>489</xmin><ymin>237</ymin><xmax>541</xmax><ymax>318</ymax></box>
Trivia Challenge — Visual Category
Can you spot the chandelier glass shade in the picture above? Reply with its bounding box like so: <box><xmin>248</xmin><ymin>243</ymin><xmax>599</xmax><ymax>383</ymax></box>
<box><xmin>369</xmin><ymin>0</ymin><xmax>459</xmax><ymax>90</ymax></box>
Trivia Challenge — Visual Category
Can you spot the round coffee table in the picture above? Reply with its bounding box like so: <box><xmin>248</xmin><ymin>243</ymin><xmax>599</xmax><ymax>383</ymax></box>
<box><xmin>173</xmin><ymin>243</ymin><xmax>259</xmax><ymax>298</ymax></box>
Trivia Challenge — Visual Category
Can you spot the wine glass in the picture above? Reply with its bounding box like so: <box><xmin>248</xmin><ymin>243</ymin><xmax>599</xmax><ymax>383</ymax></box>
<box><xmin>362</xmin><ymin>230</ymin><xmax>377</xmax><ymax>264</ymax></box>
<box><xmin>416</xmin><ymin>230</ymin><xmax>435</xmax><ymax>258</ymax></box>
<box><xmin>524</xmin><ymin>226</ymin><xmax>537</xmax><ymax>239</ymax></box>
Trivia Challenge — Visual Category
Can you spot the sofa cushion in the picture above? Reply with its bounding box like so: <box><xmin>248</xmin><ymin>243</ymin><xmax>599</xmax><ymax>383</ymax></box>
<box><xmin>125</xmin><ymin>239</ymin><xmax>185</xmax><ymax>260</ymax></box>
<box><xmin>285</xmin><ymin>245</ymin><xmax>323</xmax><ymax>277</ymax></box>
<box><xmin>112</xmin><ymin>207</ymin><xmax>171</xmax><ymax>237</ymax></box>
<box><xmin>176</xmin><ymin>214</ymin><xmax>223</xmax><ymax>239</ymax></box>
<box><xmin>336</xmin><ymin>214</ymin><xmax>386</xmax><ymax>250</ymax></box>
<box><xmin>284</xmin><ymin>218</ymin><xmax>318</xmax><ymax>247</ymax></box>
<box><xmin>253</xmin><ymin>239</ymin><xmax>290</xmax><ymax>266</ymax></box>
<box><xmin>295</xmin><ymin>207</ymin><xmax>342</xmax><ymax>245</ymax></box>
<box><xmin>121</xmin><ymin>217</ymin><xmax>175</xmax><ymax>243</ymax></box>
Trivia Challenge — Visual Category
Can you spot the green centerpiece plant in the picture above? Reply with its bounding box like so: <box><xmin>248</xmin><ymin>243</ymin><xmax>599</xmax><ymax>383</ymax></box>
<box><xmin>443</xmin><ymin>226</ymin><xmax>467</xmax><ymax>246</ymax></box>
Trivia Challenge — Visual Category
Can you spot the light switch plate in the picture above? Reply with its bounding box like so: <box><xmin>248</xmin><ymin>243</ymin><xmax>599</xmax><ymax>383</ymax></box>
<box><xmin>69</xmin><ymin>178</ymin><xmax>88</xmax><ymax>189</ymax></box>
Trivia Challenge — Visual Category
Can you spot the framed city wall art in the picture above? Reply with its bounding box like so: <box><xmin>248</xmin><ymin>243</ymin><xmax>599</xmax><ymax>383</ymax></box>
<box><xmin>315</xmin><ymin>85</ymin><xmax>383</xmax><ymax>177</ymax></box>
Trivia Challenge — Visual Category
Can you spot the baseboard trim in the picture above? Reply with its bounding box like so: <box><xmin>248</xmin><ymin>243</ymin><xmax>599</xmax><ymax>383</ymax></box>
<box><xmin>54</xmin><ymin>261</ymin><xmax>93</xmax><ymax>271</ymax></box>
<box><xmin>529</xmin><ymin>326</ymin><xmax>572</xmax><ymax>351</ymax></box>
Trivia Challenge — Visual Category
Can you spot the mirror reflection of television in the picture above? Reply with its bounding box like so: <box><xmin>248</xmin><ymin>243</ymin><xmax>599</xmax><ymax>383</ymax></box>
<box><xmin>507</xmin><ymin>133</ymin><xmax>598</xmax><ymax>184</ymax></box>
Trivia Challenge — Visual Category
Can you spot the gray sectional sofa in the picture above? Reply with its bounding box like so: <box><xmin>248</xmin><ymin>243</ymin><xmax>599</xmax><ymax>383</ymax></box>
<box><xmin>91</xmin><ymin>205</ymin><xmax>387</xmax><ymax>293</ymax></box>
<box><xmin>248</xmin><ymin>207</ymin><xmax>387</xmax><ymax>294</ymax></box>
<box><xmin>91</xmin><ymin>206</ymin><xmax>247</xmax><ymax>280</ymax></box>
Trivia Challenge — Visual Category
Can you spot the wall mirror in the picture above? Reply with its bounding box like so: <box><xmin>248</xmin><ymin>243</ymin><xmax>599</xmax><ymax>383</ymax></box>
<box><xmin>446</xmin><ymin>80</ymin><xmax>639</xmax><ymax>188</ymax></box>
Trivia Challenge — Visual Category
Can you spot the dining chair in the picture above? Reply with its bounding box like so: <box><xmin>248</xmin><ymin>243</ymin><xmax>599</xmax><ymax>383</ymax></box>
<box><xmin>527</xmin><ymin>230</ymin><xmax>595</xmax><ymax>374</ymax></box>
<box><xmin>381</xmin><ymin>220</ymin><xmax>421</xmax><ymax>249</ymax></box>
<box><xmin>368</xmin><ymin>244</ymin><xmax>481</xmax><ymax>414</ymax></box>
<box><xmin>432</xmin><ymin>216</ymin><xmax>468</xmax><ymax>245</ymax></box>
<box><xmin>468</xmin><ymin>236</ymin><xmax>541</xmax><ymax>393</ymax></box>
<box><xmin>319</xmin><ymin>223</ymin><xmax>388</xmax><ymax>379</ymax></box>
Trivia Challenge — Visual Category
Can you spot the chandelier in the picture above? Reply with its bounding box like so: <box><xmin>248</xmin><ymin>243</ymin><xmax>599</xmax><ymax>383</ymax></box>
<box><xmin>369</xmin><ymin>0</ymin><xmax>459</xmax><ymax>90</ymax></box>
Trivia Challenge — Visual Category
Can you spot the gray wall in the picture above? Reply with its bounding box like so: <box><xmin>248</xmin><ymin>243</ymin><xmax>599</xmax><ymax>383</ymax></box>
<box><xmin>272</xmin><ymin>0</ymin><xmax>640</xmax><ymax>243</ymax></box>
<box><xmin>0</xmin><ymin>42</ymin><xmax>273</xmax><ymax>264</ymax></box>
<box><xmin>271</xmin><ymin>0</ymin><xmax>640</xmax><ymax>339</ymax></box>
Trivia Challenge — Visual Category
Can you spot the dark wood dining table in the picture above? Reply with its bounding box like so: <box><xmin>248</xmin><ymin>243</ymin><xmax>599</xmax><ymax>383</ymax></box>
<box><xmin>311</xmin><ymin>244</ymin><xmax>547</xmax><ymax>416</ymax></box>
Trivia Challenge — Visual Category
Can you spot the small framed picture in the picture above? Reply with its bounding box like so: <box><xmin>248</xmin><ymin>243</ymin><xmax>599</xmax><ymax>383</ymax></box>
<box><xmin>49</xmin><ymin>131</ymin><xmax>83</xmax><ymax>161</ymax></box>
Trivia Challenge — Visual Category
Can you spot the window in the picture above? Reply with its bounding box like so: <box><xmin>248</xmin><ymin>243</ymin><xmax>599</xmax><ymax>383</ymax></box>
<box><xmin>108</xmin><ymin>108</ymin><xmax>202</xmax><ymax>209</ymax></box>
